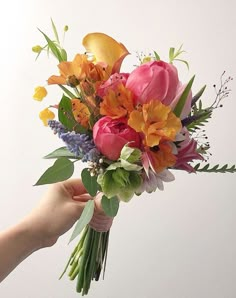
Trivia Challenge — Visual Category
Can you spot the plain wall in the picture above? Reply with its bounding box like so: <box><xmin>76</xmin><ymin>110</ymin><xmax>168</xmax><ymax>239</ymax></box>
<box><xmin>0</xmin><ymin>0</ymin><xmax>235</xmax><ymax>297</ymax></box>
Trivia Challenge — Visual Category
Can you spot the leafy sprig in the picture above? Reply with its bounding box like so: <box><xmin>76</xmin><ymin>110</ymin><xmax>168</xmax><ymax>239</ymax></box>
<box><xmin>194</xmin><ymin>163</ymin><xmax>236</xmax><ymax>173</ymax></box>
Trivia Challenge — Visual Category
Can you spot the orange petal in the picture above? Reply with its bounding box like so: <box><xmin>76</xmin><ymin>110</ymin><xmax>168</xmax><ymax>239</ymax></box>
<box><xmin>82</xmin><ymin>33</ymin><xmax>129</xmax><ymax>74</ymax></box>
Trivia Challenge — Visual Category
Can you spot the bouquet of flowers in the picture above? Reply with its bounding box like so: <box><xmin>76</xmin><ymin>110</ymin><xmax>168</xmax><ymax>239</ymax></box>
<box><xmin>33</xmin><ymin>20</ymin><xmax>235</xmax><ymax>296</ymax></box>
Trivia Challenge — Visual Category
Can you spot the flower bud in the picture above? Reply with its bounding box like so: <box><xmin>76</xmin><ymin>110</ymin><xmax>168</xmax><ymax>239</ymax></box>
<box><xmin>32</xmin><ymin>45</ymin><xmax>43</xmax><ymax>53</ymax></box>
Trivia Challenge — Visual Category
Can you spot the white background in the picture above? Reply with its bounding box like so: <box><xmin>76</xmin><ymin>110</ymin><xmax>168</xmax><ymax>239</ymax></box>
<box><xmin>0</xmin><ymin>0</ymin><xmax>235</xmax><ymax>297</ymax></box>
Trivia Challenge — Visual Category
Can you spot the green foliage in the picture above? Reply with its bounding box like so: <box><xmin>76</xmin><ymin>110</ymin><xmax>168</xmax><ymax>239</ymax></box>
<box><xmin>44</xmin><ymin>147</ymin><xmax>78</xmax><ymax>159</ymax></box>
<box><xmin>98</xmin><ymin>169</ymin><xmax>142</xmax><ymax>202</ymax></box>
<box><xmin>81</xmin><ymin>169</ymin><xmax>100</xmax><ymax>197</ymax></box>
<box><xmin>153</xmin><ymin>50</ymin><xmax>161</xmax><ymax>61</ymax></box>
<box><xmin>36</xmin><ymin>19</ymin><xmax>68</xmax><ymax>62</ymax></box>
<box><xmin>194</xmin><ymin>163</ymin><xmax>236</xmax><ymax>173</ymax></box>
<box><xmin>187</xmin><ymin>109</ymin><xmax>212</xmax><ymax>132</ymax></box>
<box><xmin>58</xmin><ymin>95</ymin><xmax>88</xmax><ymax>133</ymax></box>
<box><xmin>69</xmin><ymin>200</ymin><xmax>95</xmax><ymax>243</ymax></box>
<box><xmin>38</xmin><ymin>29</ymin><xmax>65</xmax><ymax>62</ymax></box>
<box><xmin>120</xmin><ymin>145</ymin><xmax>141</xmax><ymax>163</ymax></box>
<box><xmin>169</xmin><ymin>45</ymin><xmax>189</xmax><ymax>69</ymax></box>
<box><xmin>191</xmin><ymin>85</ymin><xmax>207</xmax><ymax>106</ymax></box>
<box><xmin>34</xmin><ymin>158</ymin><xmax>74</xmax><ymax>185</ymax></box>
<box><xmin>174</xmin><ymin>76</ymin><xmax>195</xmax><ymax>118</ymax></box>
<box><xmin>101</xmin><ymin>195</ymin><xmax>119</xmax><ymax>217</ymax></box>
<box><xmin>59</xmin><ymin>85</ymin><xmax>77</xmax><ymax>99</ymax></box>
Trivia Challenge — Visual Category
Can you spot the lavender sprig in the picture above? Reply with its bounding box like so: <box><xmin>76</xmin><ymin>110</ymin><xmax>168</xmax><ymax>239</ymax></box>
<box><xmin>60</xmin><ymin>131</ymin><xmax>100</xmax><ymax>162</ymax></box>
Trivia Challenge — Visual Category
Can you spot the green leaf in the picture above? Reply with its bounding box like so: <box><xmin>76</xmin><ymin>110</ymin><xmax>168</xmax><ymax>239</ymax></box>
<box><xmin>186</xmin><ymin>110</ymin><xmax>212</xmax><ymax>132</ymax></box>
<box><xmin>58</xmin><ymin>95</ymin><xmax>87</xmax><ymax>133</ymax></box>
<box><xmin>38</xmin><ymin>29</ymin><xmax>63</xmax><ymax>62</ymax></box>
<box><xmin>61</xmin><ymin>48</ymin><xmax>67</xmax><ymax>61</ymax></box>
<box><xmin>81</xmin><ymin>168</ymin><xmax>99</xmax><ymax>197</ymax></box>
<box><xmin>191</xmin><ymin>85</ymin><xmax>207</xmax><ymax>106</ymax></box>
<box><xmin>59</xmin><ymin>85</ymin><xmax>77</xmax><ymax>98</ymax></box>
<box><xmin>34</xmin><ymin>158</ymin><xmax>74</xmax><ymax>185</ymax></box>
<box><xmin>174</xmin><ymin>58</ymin><xmax>189</xmax><ymax>70</ymax></box>
<box><xmin>174</xmin><ymin>75</ymin><xmax>195</xmax><ymax>118</ymax></box>
<box><xmin>194</xmin><ymin>163</ymin><xmax>236</xmax><ymax>173</ymax></box>
<box><xmin>153</xmin><ymin>51</ymin><xmax>160</xmax><ymax>61</ymax></box>
<box><xmin>101</xmin><ymin>195</ymin><xmax>119</xmax><ymax>217</ymax></box>
<box><xmin>43</xmin><ymin>147</ymin><xmax>78</xmax><ymax>159</ymax></box>
<box><xmin>69</xmin><ymin>200</ymin><xmax>94</xmax><ymax>243</ymax></box>
<box><xmin>169</xmin><ymin>47</ymin><xmax>175</xmax><ymax>62</ymax></box>
<box><xmin>51</xmin><ymin>18</ymin><xmax>60</xmax><ymax>44</ymax></box>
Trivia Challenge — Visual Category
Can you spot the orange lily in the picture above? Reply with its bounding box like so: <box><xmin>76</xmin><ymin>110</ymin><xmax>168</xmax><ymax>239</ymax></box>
<box><xmin>71</xmin><ymin>99</ymin><xmax>90</xmax><ymax>128</ymax></box>
<box><xmin>82</xmin><ymin>32</ymin><xmax>129</xmax><ymax>75</ymax></box>
<box><xmin>48</xmin><ymin>54</ymin><xmax>107</xmax><ymax>86</ymax></box>
<box><xmin>128</xmin><ymin>100</ymin><xmax>182</xmax><ymax>147</ymax></box>
<box><xmin>100</xmin><ymin>83</ymin><xmax>134</xmax><ymax>118</ymax></box>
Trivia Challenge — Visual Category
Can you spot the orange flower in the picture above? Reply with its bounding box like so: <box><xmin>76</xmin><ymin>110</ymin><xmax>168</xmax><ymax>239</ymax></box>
<box><xmin>71</xmin><ymin>99</ymin><xmax>90</xmax><ymax>128</ymax></box>
<box><xmin>48</xmin><ymin>54</ymin><xmax>107</xmax><ymax>86</ymax></box>
<box><xmin>148</xmin><ymin>143</ymin><xmax>177</xmax><ymax>172</ymax></box>
<box><xmin>128</xmin><ymin>100</ymin><xmax>182</xmax><ymax>147</ymax></box>
<box><xmin>82</xmin><ymin>33</ymin><xmax>129</xmax><ymax>75</ymax></box>
<box><xmin>100</xmin><ymin>84</ymin><xmax>134</xmax><ymax>119</ymax></box>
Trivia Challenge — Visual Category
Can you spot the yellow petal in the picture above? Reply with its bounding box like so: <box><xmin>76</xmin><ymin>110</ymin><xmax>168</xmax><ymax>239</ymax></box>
<box><xmin>39</xmin><ymin>108</ymin><xmax>55</xmax><ymax>126</ymax></box>
<box><xmin>82</xmin><ymin>33</ymin><xmax>129</xmax><ymax>74</ymax></box>
<box><xmin>33</xmin><ymin>86</ymin><xmax>47</xmax><ymax>101</ymax></box>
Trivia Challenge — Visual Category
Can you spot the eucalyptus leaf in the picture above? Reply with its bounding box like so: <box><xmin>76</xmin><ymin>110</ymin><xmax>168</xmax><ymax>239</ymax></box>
<box><xmin>43</xmin><ymin>147</ymin><xmax>77</xmax><ymax>159</ymax></box>
<box><xmin>34</xmin><ymin>158</ymin><xmax>74</xmax><ymax>185</ymax></box>
<box><xmin>81</xmin><ymin>168</ymin><xmax>99</xmax><ymax>197</ymax></box>
<box><xmin>69</xmin><ymin>200</ymin><xmax>95</xmax><ymax>243</ymax></box>
<box><xmin>101</xmin><ymin>195</ymin><xmax>119</xmax><ymax>217</ymax></box>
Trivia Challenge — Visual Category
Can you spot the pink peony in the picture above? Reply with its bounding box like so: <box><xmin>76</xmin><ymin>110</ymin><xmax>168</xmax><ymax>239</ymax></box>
<box><xmin>126</xmin><ymin>60</ymin><xmax>179</xmax><ymax>105</ymax></box>
<box><xmin>93</xmin><ymin>116</ymin><xmax>141</xmax><ymax>160</ymax></box>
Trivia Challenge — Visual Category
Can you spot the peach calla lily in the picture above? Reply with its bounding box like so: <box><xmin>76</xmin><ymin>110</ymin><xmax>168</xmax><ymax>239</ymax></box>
<box><xmin>82</xmin><ymin>33</ymin><xmax>129</xmax><ymax>75</ymax></box>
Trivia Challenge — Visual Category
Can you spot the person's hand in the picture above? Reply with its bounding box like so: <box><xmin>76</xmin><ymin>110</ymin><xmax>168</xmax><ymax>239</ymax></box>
<box><xmin>21</xmin><ymin>179</ymin><xmax>113</xmax><ymax>249</ymax></box>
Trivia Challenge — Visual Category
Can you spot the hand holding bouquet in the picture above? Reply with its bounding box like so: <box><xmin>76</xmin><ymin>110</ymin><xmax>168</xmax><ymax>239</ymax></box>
<box><xmin>33</xmin><ymin>20</ymin><xmax>235</xmax><ymax>295</ymax></box>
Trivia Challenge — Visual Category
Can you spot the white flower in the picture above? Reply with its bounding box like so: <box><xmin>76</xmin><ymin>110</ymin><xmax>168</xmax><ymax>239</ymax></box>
<box><xmin>136</xmin><ymin>169</ymin><xmax>175</xmax><ymax>195</ymax></box>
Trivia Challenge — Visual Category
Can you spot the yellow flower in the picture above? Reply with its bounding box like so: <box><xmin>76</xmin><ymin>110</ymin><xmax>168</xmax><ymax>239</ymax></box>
<box><xmin>39</xmin><ymin>108</ymin><xmax>55</xmax><ymax>126</ymax></box>
<box><xmin>33</xmin><ymin>86</ymin><xmax>47</xmax><ymax>101</ymax></box>
<box><xmin>128</xmin><ymin>100</ymin><xmax>182</xmax><ymax>147</ymax></box>
<box><xmin>82</xmin><ymin>33</ymin><xmax>129</xmax><ymax>75</ymax></box>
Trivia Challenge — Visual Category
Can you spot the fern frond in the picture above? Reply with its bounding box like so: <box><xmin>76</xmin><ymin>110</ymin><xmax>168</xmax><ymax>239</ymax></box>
<box><xmin>194</xmin><ymin>163</ymin><xmax>236</xmax><ymax>173</ymax></box>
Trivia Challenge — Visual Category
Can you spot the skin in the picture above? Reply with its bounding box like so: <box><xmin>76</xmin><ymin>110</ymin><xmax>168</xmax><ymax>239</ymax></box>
<box><xmin>0</xmin><ymin>179</ymin><xmax>113</xmax><ymax>283</ymax></box>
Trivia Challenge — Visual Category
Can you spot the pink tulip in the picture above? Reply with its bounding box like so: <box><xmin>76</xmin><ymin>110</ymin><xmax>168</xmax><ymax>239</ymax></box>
<box><xmin>126</xmin><ymin>60</ymin><xmax>179</xmax><ymax>105</ymax></box>
<box><xmin>93</xmin><ymin>116</ymin><xmax>141</xmax><ymax>160</ymax></box>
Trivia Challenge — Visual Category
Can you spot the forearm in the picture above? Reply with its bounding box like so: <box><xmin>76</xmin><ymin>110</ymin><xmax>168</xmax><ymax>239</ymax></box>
<box><xmin>0</xmin><ymin>219</ymin><xmax>41</xmax><ymax>283</ymax></box>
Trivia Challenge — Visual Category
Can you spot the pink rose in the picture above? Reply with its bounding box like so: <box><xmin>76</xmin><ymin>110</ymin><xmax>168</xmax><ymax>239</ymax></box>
<box><xmin>126</xmin><ymin>60</ymin><xmax>179</xmax><ymax>105</ymax></box>
<box><xmin>97</xmin><ymin>73</ymin><xmax>129</xmax><ymax>98</ymax></box>
<box><xmin>93</xmin><ymin>116</ymin><xmax>141</xmax><ymax>160</ymax></box>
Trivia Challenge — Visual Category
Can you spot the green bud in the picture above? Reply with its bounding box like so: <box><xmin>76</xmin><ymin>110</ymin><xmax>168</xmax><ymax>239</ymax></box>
<box><xmin>120</xmin><ymin>144</ymin><xmax>141</xmax><ymax>163</ymax></box>
<box><xmin>32</xmin><ymin>45</ymin><xmax>42</xmax><ymax>53</ymax></box>
<box><xmin>64</xmin><ymin>25</ymin><xmax>69</xmax><ymax>32</ymax></box>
